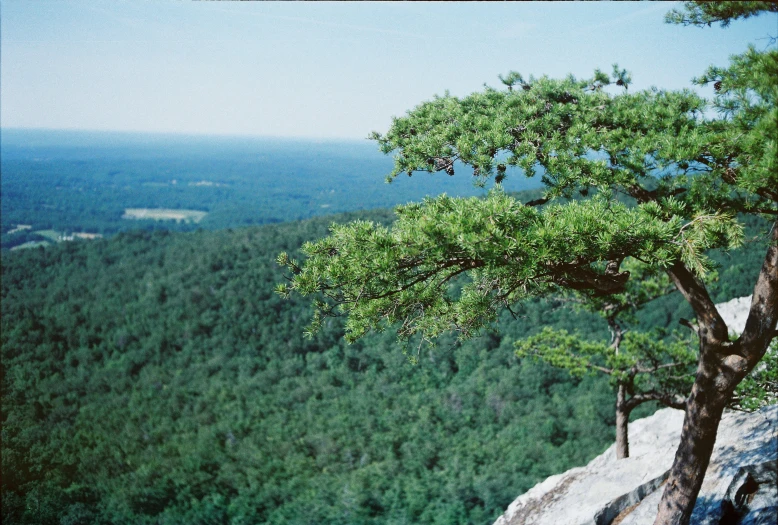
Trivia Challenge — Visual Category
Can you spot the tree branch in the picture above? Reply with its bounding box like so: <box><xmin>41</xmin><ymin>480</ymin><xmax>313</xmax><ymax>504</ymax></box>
<box><xmin>679</xmin><ymin>317</ymin><xmax>700</xmax><ymax>335</ymax></box>
<box><xmin>625</xmin><ymin>390</ymin><xmax>687</xmax><ymax>411</ymax></box>
<box><xmin>736</xmin><ymin>220</ymin><xmax>778</xmax><ymax>366</ymax></box>
<box><xmin>666</xmin><ymin>260</ymin><xmax>729</xmax><ymax>344</ymax></box>
<box><xmin>524</xmin><ymin>197</ymin><xmax>549</xmax><ymax>207</ymax></box>
<box><xmin>627</xmin><ymin>184</ymin><xmax>687</xmax><ymax>204</ymax></box>
<box><xmin>635</xmin><ymin>362</ymin><xmax>690</xmax><ymax>374</ymax></box>
<box><xmin>606</xmin><ymin>312</ymin><xmax>624</xmax><ymax>350</ymax></box>
<box><xmin>554</xmin><ymin>259</ymin><xmax>630</xmax><ymax>296</ymax></box>
<box><xmin>587</xmin><ymin>363</ymin><xmax>614</xmax><ymax>375</ymax></box>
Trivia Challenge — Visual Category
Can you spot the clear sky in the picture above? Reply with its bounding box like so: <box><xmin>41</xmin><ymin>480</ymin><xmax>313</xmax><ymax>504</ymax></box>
<box><xmin>1</xmin><ymin>1</ymin><xmax>775</xmax><ymax>140</ymax></box>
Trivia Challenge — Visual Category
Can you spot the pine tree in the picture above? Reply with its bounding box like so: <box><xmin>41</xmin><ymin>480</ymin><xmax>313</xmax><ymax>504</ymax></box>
<box><xmin>280</xmin><ymin>3</ymin><xmax>777</xmax><ymax>523</ymax></box>
<box><xmin>515</xmin><ymin>263</ymin><xmax>696</xmax><ymax>460</ymax></box>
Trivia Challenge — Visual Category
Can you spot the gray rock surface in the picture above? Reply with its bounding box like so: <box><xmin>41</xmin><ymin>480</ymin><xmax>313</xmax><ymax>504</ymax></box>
<box><xmin>718</xmin><ymin>460</ymin><xmax>777</xmax><ymax>525</ymax></box>
<box><xmin>493</xmin><ymin>404</ymin><xmax>777</xmax><ymax>525</ymax></box>
<box><xmin>716</xmin><ymin>295</ymin><xmax>752</xmax><ymax>335</ymax></box>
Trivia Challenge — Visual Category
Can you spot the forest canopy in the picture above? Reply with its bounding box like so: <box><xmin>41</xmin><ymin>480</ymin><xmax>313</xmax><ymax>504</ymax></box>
<box><xmin>2</xmin><ymin>202</ymin><xmax>770</xmax><ymax>524</ymax></box>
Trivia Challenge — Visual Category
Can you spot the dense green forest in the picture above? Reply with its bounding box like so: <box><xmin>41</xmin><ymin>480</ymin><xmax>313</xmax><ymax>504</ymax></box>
<box><xmin>2</xmin><ymin>201</ymin><xmax>770</xmax><ymax>524</ymax></box>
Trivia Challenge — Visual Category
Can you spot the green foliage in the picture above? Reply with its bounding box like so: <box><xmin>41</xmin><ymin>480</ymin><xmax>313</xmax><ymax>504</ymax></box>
<box><xmin>515</xmin><ymin>328</ymin><xmax>696</xmax><ymax>392</ymax></box>
<box><xmin>610</xmin><ymin>64</ymin><xmax>632</xmax><ymax>90</ymax></box>
<box><xmin>515</xmin><ymin>327</ymin><xmax>608</xmax><ymax>377</ymax></box>
<box><xmin>577</xmin><ymin>258</ymin><xmax>677</xmax><ymax>322</ymax></box>
<box><xmin>1</xmin><ymin>202</ymin><xmax>769</xmax><ymax>524</ymax></box>
<box><xmin>514</xmin><ymin>253</ymin><xmax>699</xmax><ymax>443</ymax></box>
<box><xmin>2</xmin><ymin>211</ymin><xmax>626</xmax><ymax>525</ymax></box>
<box><xmin>498</xmin><ymin>71</ymin><xmax>527</xmax><ymax>92</ymax></box>
<box><xmin>372</xmin><ymin>70</ymin><xmax>712</xmax><ymax>197</ymax></box>
<box><xmin>288</xmin><ymin>47</ymin><xmax>773</xmax><ymax>350</ymax></box>
<box><xmin>691</xmin><ymin>46</ymin><xmax>778</xmax><ymax>209</ymax></box>
<box><xmin>280</xmin><ymin>186</ymin><xmax>748</xmax><ymax>344</ymax></box>
<box><xmin>730</xmin><ymin>341</ymin><xmax>778</xmax><ymax>411</ymax></box>
<box><xmin>665</xmin><ymin>1</ymin><xmax>778</xmax><ymax>27</ymax></box>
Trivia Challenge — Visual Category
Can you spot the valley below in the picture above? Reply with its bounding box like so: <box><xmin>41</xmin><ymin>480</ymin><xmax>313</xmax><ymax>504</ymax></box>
<box><xmin>1</xmin><ymin>130</ymin><xmax>773</xmax><ymax>524</ymax></box>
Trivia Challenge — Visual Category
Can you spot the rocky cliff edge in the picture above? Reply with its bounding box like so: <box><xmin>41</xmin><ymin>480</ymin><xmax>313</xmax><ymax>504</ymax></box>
<box><xmin>493</xmin><ymin>404</ymin><xmax>777</xmax><ymax>525</ymax></box>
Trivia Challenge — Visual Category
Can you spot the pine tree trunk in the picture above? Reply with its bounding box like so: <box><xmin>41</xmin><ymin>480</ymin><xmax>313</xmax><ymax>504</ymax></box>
<box><xmin>654</xmin><ymin>226</ymin><xmax>778</xmax><ymax>525</ymax></box>
<box><xmin>615</xmin><ymin>383</ymin><xmax>630</xmax><ymax>459</ymax></box>
<box><xmin>651</xmin><ymin>351</ymin><xmax>730</xmax><ymax>525</ymax></box>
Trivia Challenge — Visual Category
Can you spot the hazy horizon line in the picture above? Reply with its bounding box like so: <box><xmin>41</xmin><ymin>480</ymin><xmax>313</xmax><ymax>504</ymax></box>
<box><xmin>1</xmin><ymin>126</ymin><xmax>374</xmax><ymax>144</ymax></box>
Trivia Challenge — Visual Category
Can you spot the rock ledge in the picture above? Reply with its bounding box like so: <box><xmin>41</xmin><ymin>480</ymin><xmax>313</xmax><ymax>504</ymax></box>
<box><xmin>493</xmin><ymin>405</ymin><xmax>777</xmax><ymax>525</ymax></box>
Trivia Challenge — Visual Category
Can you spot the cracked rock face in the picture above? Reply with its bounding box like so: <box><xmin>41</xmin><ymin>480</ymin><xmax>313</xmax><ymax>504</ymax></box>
<box><xmin>492</xmin><ymin>405</ymin><xmax>777</xmax><ymax>525</ymax></box>
<box><xmin>719</xmin><ymin>460</ymin><xmax>777</xmax><ymax>525</ymax></box>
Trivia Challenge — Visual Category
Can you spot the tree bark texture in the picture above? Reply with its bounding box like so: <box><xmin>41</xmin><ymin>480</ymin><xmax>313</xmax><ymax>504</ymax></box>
<box><xmin>653</xmin><ymin>222</ymin><xmax>778</xmax><ymax>525</ymax></box>
<box><xmin>616</xmin><ymin>383</ymin><xmax>631</xmax><ymax>459</ymax></box>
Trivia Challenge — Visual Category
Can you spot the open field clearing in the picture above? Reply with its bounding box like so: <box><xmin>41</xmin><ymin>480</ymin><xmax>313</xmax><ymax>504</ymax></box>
<box><xmin>27</xmin><ymin>230</ymin><xmax>104</xmax><ymax>244</ymax></box>
<box><xmin>10</xmin><ymin>240</ymin><xmax>51</xmax><ymax>251</ymax></box>
<box><xmin>122</xmin><ymin>208</ymin><xmax>207</xmax><ymax>223</ymax></box>
<box><xmin>34</xmin><ymin>230</ymin><xmax>62</xmax><ymax>242</ymax></box>
<box><xmin>189</xmin><ymin>180</ymin><xmax>228</xmax><ymax>187</ymax></box>
<box><xmin>58</xmin><ymin>232</ymin><xmax>103</xmax><ymax>241</ymax></box>
<box><xmin>7</xmin><ymin>224</ymin><xmax>32</xmax><ymax>234</ymax></box>
<box><xmin>71</xmin><ymin>232</ymin><xmax>103</xmax><ymax>240</ymax></box>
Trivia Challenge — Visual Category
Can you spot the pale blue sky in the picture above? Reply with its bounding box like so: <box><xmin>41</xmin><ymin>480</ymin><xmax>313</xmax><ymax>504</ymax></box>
<box><xmin>1</xmin><ymin>1</ymin><xmax>775</xmax><ymax>139</ymax></box>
